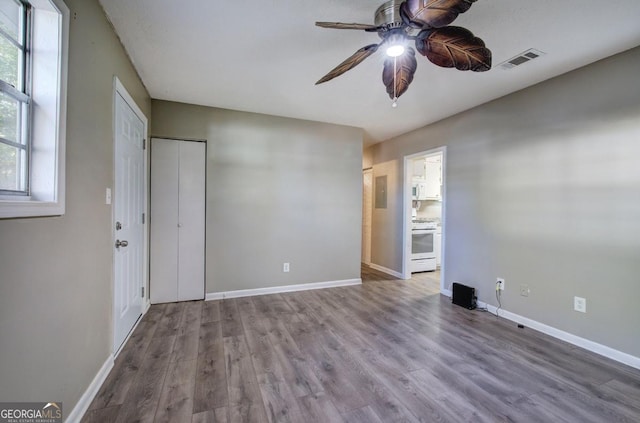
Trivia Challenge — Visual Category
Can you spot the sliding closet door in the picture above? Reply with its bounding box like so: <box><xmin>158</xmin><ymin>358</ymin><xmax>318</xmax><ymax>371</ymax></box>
<box><xmin>150</xmin><ymin>139</ymin><xmax>179</xmax><ymax>304</ymax></box>
<box><xmin>177</xmin><ymin>141</ymin><xmax>206</xmax><ymax>301</ymax></box>
<box><xmin>150</xmin><ymin>138</ymin><xmax>205</xmax><ymax>304</ymax></box>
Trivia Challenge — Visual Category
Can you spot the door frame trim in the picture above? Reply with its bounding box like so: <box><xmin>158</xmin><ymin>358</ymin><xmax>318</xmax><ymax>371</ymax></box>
<box><xmin>402</xmin><ymin>146</ymin><xmax>447</xmax><ymax>293</ymax></box>
<box><xmin>112</xmin><ymin>77</ymin><xmax>149</xmax><ymax>356</ymax></box>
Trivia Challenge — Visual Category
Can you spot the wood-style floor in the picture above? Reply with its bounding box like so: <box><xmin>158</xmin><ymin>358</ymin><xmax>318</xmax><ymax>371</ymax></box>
<box><xmin>83</xmin><ymin>266</ymin><xmax>640</xmax><ymax>422</ymax></box>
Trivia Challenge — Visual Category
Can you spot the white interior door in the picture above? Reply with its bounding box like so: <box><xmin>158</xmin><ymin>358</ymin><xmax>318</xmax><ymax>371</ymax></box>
<box><xmin>113</xmin><ymin>91</ymin><xmax>145</xmax><ymax>352</ymax></box>
<box><xmin>150</xmin><ymin>138</ymin><xmax>205</xmax><ymax>304</ymax></box>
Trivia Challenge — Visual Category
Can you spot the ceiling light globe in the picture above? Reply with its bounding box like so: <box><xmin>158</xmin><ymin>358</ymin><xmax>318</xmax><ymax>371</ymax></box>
<box><xmin>386</xmin><ymin>44</ymin><xmax>405</xmax><ymax>57</ymax></box>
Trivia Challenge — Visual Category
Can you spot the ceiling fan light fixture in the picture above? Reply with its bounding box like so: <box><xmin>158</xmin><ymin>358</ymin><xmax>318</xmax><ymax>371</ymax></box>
<box><xmin>314</xmin><ymin>0</ymin><xmax>492</xmax><ymax>100</ymax></box>
<box><xmin>386</xmin><ymin>44</ymin><xmax>405</xmax><ymax>57</ymax></box>
<box><xmin>385</xmin><ymin>33</ymin><xmax>406</xmax><ymax>57</ymax></box>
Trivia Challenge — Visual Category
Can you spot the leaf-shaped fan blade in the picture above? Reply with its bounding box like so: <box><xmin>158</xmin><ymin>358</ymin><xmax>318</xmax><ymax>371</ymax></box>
<box><xmin>382</xmin><ymin>47</ymin><xmax>418</xmax><ymax>99</ymax></box>
<box><xmin>400</xmin><ymin>0</ymin><xmax>477</xmax><ymax>29</ymax></box>
<box><xmin>316</xmin><ymin>22</ymin><xmax>380</xmax><ymax>31</ymax></box>
<box><xmin>415</xmin><ymin>26</ymin><xmax>491</xmax><ymax>71</ymax></box>
<box><xmin>316</xmin><ymin>44</ymin><xmax>380</xmax><ymax>85</ymax></box>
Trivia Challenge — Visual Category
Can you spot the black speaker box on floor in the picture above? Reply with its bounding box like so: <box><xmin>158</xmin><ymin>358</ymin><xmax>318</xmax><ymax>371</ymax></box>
<box><xmin>452</xmin><ymin>282</ymin><xmax>477</xmax><ymax>310</ymax></box>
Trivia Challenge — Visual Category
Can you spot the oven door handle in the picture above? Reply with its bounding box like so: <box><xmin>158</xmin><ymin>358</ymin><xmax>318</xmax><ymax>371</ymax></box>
<box><xmin>412</xmin><ymin>229</ymin><xmax>435</xmax><ymax>234</ymax></box>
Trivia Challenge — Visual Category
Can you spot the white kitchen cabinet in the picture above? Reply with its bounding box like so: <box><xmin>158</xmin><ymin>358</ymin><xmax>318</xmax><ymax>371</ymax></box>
<box><xmin>423</xmin><ymin>160</ymin><xmax>442</xmax><ymax>200</ymax></box>
<box><xmin>150</xmin><ymin>138</ymin><xmax>206</xmax><ymax>304</ymax></box>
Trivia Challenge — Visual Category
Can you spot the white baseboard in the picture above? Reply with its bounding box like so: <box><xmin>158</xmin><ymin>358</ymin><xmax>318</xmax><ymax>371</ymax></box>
<box><xmin>476</xmin><ymin>300</ymin><xmax>640</xmax><ymax>370</ymax></box>
<box><xmin>205</xmin><ymin>278</ymin><xmax>362</xmax><ymax>301</ymax></box>
<box><xmin>65</xmin><ymin>355</ymin><xmax>114</xmax><ymax>423</ymax></box>
<box><xmin>368</xmin><ymin>263</ymin><xmax>404</xmax><ymax>279</ymax></box>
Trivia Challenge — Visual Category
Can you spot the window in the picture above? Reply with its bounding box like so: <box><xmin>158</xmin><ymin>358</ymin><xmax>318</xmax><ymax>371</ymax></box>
<box><xmin>0</xmin><ymin>0</ymin><xmax>68</xmax><ymax>218</ymax></box>
<box><xmin>0</xmin><ymin>0</ymin><xmax>29</xmax><ymax>194</ymax></box>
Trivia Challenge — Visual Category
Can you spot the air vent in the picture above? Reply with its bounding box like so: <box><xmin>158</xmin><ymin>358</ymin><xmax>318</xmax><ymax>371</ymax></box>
<box><xmin>499</xmin><ymin>49</ymin><xmax>546</xmax><ymax>70</ymax></box>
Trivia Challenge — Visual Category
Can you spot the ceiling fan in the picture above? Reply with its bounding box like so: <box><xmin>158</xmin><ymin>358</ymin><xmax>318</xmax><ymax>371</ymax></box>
<box><xmin>315</xmin><ymin>0</ymin><xmax>492</xmax><ymax>106</ymax></box>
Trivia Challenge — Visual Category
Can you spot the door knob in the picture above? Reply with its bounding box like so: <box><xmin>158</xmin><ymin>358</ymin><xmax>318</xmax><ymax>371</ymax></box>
<box><xmin>115</xmin><ymin>239</ymin><xmax>129</xmax><ymax>248</ymax></box>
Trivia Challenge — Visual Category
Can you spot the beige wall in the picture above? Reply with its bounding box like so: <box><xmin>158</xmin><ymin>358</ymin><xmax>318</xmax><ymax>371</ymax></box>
<box><xmin>369</xmin><ymin>47</ymin><xmax>640</xmax><ymax>358</ymax></box>
<box><xmin>0</xmin><ymin>0</ymin><xmax>150</xmax><ymax>418</ymax></box>
<box><xmin>362</xmin><ymin>146</ymin><xmax>374</xmax><ymax>169</ymax></box>
<box><xmin>151</xmin><ymin>101</ymin><xmax>363</xmax><ymax>294</ymax></box>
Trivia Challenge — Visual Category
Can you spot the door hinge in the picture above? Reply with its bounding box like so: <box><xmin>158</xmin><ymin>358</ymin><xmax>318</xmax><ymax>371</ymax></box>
<box><xmin>141</xmin><ymin>286</ymin><xmax>145</xmax><ymax>298</ymax></box>
<box><xmin>142</xmin><ymin>139</ymin><xmax>146</xmax><ymax>150</ymax></box>
<box><xmin>142</xmin><ymin>213</ymin><xmax>145</xmax><ymax>224</ymax></box>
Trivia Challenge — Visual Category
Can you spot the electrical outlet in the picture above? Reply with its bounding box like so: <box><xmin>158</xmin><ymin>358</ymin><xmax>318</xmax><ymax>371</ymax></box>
<box><xmin>496</xmin><ymin>278</ymin><xmax>505</xmax><ymax>291</ymax></box>
<box><xmin>574</xmin><ymin>296</ymin><xmax>586</xmax><ymax>313</ymax></box>
<box><xmin>283</xmin><ymin>262</ymin><xmax>290</xmax><ymax>273</ymax></box>
<box><xmin>520</xmin><ymin>284</ymin><xmax>530</xmax><ymax>297</ymax></box>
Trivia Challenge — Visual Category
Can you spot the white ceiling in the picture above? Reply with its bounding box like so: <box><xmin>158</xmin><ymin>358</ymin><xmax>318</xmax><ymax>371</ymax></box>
<box><xmin>99</xmin><ymin>0</ymin><xmax>640</xmax><ymax>146</ymax></box>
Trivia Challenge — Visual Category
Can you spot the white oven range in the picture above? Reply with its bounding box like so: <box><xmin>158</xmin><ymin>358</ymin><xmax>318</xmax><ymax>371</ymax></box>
<box><xmin>411</xmin><ymin>220</ymin><xmax>437</xmax><ymax>272</ymax></box>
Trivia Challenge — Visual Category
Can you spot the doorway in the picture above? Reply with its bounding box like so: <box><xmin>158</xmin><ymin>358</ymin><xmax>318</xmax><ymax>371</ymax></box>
<box><xmin>112</xmin><ymin>78</ymin><xmax>148</xmax><ymax>354</ymax></box>
<box><xmin>402</xmin><ymin>147</ymin><xmax>446</xmax><ymax>294</ymax></box>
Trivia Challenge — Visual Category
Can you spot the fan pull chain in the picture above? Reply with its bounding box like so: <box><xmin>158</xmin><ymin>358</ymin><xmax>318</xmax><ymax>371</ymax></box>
<box><xmin>392</xmin><ymin>56</ymin><xmax>398</xmax><ymax>108</ymax></box>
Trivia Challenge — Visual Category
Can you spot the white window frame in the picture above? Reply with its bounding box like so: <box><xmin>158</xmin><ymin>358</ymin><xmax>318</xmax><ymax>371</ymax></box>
<box><xmin>0</xmin><ymin>0</ymin><xmax>30</xmax><ymax>196</ymax></box>
<box><xmin>0</xmin><ymin>0</ymin><xmax>68</xmax><ymax>218</ymax></box>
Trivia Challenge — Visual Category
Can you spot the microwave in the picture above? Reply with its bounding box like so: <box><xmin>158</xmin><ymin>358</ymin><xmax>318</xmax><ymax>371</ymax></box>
<box><xmin>412</xmin><ymin>181</ymin><xmax>428</xmax><ymax>200</ymax></box>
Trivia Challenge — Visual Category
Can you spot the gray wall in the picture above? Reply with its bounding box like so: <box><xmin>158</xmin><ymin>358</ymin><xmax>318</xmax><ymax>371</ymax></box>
<box><xmin>151</xmin><ymin>101</ymin><xmax>363</xmax><ymax>293</ymax></box>
<box><xmin>370</xmin><ymin>47</ymin><xmax>640</xmax><ymax>358</ymax></box>
<box><xmin>0</xmin><ymin>0</ymin><xmax>150</xmax><ymax>418</ymax></box>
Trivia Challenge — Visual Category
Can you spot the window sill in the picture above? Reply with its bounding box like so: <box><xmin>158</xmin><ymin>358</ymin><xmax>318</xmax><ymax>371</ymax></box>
<box><xmin>0</xmin><ymin>198</ymin><xmax>64</xmax><ymax>219</ymax></box>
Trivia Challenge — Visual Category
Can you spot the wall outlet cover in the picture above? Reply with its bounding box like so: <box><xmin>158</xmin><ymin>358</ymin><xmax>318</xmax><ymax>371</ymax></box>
<box><xmin>574</xmin><ymin>296</ymin><xmax>586</xmax><ymax>313</ymax></box>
